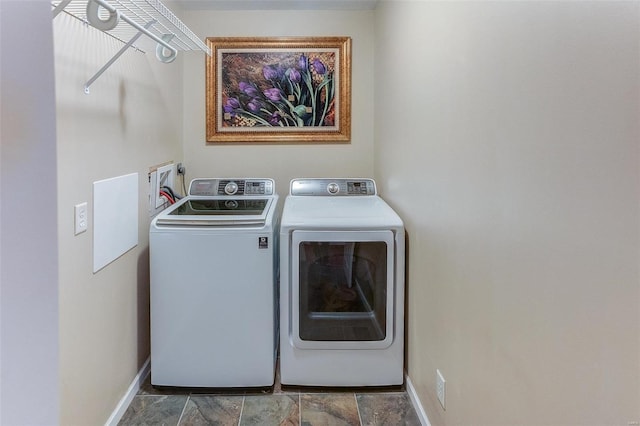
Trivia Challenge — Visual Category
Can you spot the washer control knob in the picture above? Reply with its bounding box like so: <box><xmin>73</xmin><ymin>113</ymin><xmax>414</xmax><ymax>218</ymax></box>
<box><xmin>327</xmin><ymin>182</ymin><xmax>340</xmax><ymax>194</ymax></box>
<box><xmin>224</xmin><ymin>181</ymin><xmax>238</xmax><ymax>195</ymax></box>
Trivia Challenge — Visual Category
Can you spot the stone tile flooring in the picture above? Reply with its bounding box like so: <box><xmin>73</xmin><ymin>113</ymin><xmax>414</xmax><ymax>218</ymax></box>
<box><xmin>118</xmin><ymin>374</ymin><xmax>422</xmax><ymax>425</ymax></box>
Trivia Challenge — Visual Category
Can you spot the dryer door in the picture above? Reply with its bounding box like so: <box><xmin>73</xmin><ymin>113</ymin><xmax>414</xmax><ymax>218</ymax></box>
<box><xmin>291</xmin><ymin>230</ymin><xmax>395</xmax><ymax>349</ymax></box>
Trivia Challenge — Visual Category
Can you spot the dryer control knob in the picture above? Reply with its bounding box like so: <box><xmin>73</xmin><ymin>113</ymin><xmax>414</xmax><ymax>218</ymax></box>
<box><xmin>327</xmin><ymin>182</ymin><xmax>340</xmax><ymax>194</ymax></box>
<box><xmin>224</xmin><ymin>181</ymin><xmax>238</xmax><ymax>195</ymax></box>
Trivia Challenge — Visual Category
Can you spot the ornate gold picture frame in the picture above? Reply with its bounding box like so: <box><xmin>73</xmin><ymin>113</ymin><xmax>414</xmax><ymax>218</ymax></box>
<box><xmin>206</xmin><ymin>37</ymin><xmax>351</xmax><ymax>144</ymax></box>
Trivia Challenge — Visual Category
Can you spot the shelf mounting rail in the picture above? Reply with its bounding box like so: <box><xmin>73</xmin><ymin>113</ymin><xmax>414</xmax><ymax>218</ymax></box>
<box><xmin>52</xmin><ymin>0</ymin><xmax>211</xmax><ymax>93</ymax></box>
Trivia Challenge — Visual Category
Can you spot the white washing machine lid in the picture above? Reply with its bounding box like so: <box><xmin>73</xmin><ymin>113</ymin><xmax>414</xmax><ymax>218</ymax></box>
<box><xmin>155</xmin><ymin>196</ymin><xmax>275</xmax><ymax>227</ymax></box>
<box><xmin>154</xmin><ymin>178</ymin><xmax>277</xmax><ymax>227</ymax></box>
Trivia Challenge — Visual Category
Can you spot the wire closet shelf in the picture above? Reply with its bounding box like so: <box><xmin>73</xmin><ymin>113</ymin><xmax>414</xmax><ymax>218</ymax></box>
<box><xmin>52</xmin><ymin>0</ymin><xmax>211</xmax><ymax>93</ymax></box>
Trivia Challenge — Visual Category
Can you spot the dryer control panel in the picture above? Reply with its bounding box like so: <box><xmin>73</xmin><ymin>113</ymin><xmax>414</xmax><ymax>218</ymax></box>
<box><xmin>290</xmin><ymin>178</ymin><xmax>376</xmax><ymax>196</ymax></box>
<box><xmin>189</xmin><ymin>178</ymin><xmax>274</xmax><ymax>196</ymax></box>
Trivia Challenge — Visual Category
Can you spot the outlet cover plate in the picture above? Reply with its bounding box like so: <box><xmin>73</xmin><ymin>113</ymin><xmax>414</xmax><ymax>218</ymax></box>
<box><xmin>154</xmin><ymin>163</ymin><xmax>174</xmax><ymax>208</ymax></box>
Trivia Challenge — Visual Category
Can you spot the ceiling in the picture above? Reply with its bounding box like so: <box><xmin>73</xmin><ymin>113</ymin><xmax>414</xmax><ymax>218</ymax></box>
<box><xmin>173</xmin><ymin>0</ymin><xmax>379</xmax><ymax>10</ymax></box>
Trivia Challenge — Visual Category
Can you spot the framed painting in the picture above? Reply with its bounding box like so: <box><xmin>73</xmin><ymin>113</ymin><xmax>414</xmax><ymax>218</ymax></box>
<box><xmin>205</xmin><ymin>36</ymin><xmax>351</xmax><ymax>144</ymax></box>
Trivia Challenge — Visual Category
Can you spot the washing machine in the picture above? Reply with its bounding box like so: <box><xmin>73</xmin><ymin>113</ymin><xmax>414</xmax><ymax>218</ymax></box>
<box><xmin>150</xmin><ymin>178</ymin><xmax>279</xmax><ymax>388</ymax></box>
<box><xmin>279</xmin><ymin>178</ymin><xmax>405</xmax><ymax>386</ymax></box>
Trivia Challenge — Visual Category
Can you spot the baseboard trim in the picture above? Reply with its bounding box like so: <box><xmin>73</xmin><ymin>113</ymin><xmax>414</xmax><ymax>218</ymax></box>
<box><xmin>105</xmin><ymin>357</ymin><xmax>150</xmax><ymax>426</ymax></box>
<box><xmin>406</xmin><ymin>373</ymin><xmax>432</xmax><ymax>426</ymax></box>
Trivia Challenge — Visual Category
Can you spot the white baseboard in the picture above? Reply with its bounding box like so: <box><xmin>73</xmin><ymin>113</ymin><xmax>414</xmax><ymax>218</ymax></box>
<box><xmin>406</xmin><ymin>373</ymin><xmax>432</xmax><ymax>426</ymax></box>
<box><xmin>105</xmin><ymin>357</ymin><xmax>151</xmax><ymax>426</ymax></box>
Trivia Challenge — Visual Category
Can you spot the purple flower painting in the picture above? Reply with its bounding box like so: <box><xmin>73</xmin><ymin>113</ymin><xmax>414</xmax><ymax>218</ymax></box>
<box><xmin>220</xmin><ymin>51</ymin><xmax>337</xmax><ymax>128</ymax></box>
<box><xmin>206</xmin><ymin>37</ymin><xmax>351</xmax><ymax>143</ymax></box>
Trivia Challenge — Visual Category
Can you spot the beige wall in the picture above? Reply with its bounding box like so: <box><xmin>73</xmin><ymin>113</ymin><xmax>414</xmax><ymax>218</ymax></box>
<box><xmin>374</xmin><ymin>1</ymin><xmax>640</xmax><ymax>424</ymax></box>
<box><xmin>8</xmin><ymin>1</ymin><xmax>638</xmax><ymax>424</ymax></box>
<box><xmin>53</xmin><ymin>11</ymin><xmax>184</xmax><ymax>425</ymax></box>
<box><xmin>181</xmin><ymin>9</ymin><xmax>375</xmax><ymax>196</ymax></box>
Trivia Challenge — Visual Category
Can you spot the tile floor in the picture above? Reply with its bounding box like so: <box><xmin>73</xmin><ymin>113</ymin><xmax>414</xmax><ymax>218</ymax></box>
<box><xmin>118</xmin><ymin>369</ymin><xmax>422</xmax><ymax>426</ymax></box>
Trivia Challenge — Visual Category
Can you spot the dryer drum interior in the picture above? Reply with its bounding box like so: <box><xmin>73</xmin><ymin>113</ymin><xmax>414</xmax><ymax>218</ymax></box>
<box><xmin>299</xmin><ymin>242</ymin><xmax>388</xmax><ymax>342</ymax></box>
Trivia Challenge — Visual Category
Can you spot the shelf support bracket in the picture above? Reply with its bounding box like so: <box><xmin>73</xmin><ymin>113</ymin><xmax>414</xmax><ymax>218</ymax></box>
<box><xmin>52</xmin><ymin>0</ymin><xmax>72</xmax><ymax>18</ymax></box>
<box><xmin>89</xmin><ymin>0</ymin><xmax>177</xmax><ymax>58</ymax></box>
<box><xmin>84</xmin><ymin>20</ymin><xmax>155</xmax><ymax>94</ymax></box>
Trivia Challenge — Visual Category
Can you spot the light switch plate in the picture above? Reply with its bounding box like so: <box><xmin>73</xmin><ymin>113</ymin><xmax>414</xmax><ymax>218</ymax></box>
<box><xmin>436</xmin><ymin>369</ymin><xmax>446</xmax><ymax>409</ymax></box>
<box><xmin>74</xmin><ymin>202</ymin><xmax>88</xmax><ymax>235</ymax></box>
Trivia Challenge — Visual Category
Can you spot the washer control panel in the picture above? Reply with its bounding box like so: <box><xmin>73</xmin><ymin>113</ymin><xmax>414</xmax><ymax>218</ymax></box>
<box><xmin>189</xmin><ymin>178</ymin><xmax>274</xmax><ymax>196</ymax></box>
<box><xmin>290</xmin><ymin>178</ymin><xmax>376</xmax><ymax>196</ymax></box>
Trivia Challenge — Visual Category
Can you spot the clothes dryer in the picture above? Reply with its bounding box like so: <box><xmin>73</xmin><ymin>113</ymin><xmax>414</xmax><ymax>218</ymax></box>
<box><xmin>279</xmin><ymin>178</ymin><xmax>405</xmax><ymax>386</ymax></box>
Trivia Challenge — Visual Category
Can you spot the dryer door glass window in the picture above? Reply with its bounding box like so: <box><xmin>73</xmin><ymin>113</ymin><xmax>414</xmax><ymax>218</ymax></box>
<box><xmin>291</xmin><ymin>230</ymin><xmax>395</xmax><ymax>349</ymax></box>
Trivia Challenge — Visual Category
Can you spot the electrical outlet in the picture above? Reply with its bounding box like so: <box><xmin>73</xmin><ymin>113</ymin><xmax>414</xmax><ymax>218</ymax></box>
<box><xmin>74</xmin><ymin>202</ymin><xmax>88</xmax><ymax>235</ymax></box>
<box><xmin>436</xmin><ymin>369</ymin><xmax>446</xmax><ymax>409</ymax></box>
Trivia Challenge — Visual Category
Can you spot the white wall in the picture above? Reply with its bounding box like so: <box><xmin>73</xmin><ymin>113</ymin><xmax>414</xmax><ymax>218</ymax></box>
<box><xmin>0</xmin><ymin>1</ymin><xmax>60</xmax><ymax>424</ymax></box>
<box><xmin>182</xmin><ymin>9</ymin><xmax>375</xmax><ymax>196</ymax></box>
<box><xmin>53</xmin><ymin>8</ymin><xmax>184</xmax><ymax>425</ymax></box>
<box><xmin>375</xmin><ymin>1</ymin><xmax>640</xmax><ymax>424</ymax></box>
